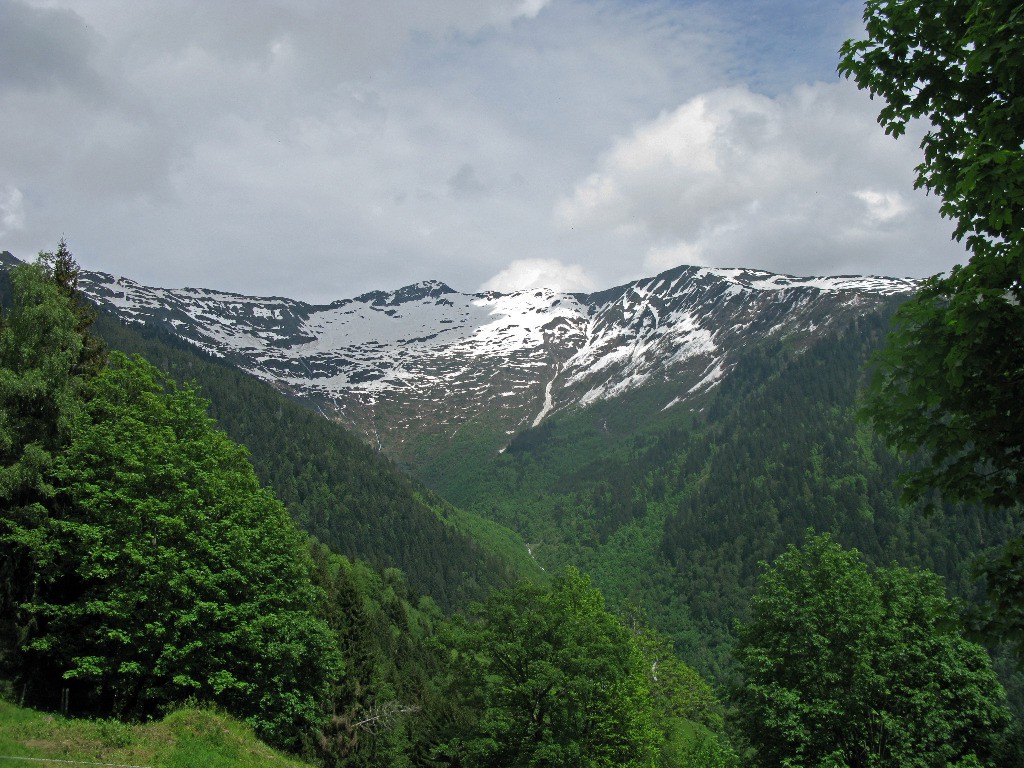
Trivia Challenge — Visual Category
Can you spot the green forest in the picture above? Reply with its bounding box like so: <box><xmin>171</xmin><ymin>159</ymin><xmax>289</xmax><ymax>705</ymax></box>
<box><xmin>0</xmin><ymin>254</ymin><xmax>749</xmax><ymax>765</ymax></box>
<box><xmin>3</xmin><ymin>0</ymin><xmax>1024</xmax><ymax>765</ymax></box>
<box><xmin>0</xmin><ymin>244</ymin><xmax>1019</xmax><ymax>765</ymax></box>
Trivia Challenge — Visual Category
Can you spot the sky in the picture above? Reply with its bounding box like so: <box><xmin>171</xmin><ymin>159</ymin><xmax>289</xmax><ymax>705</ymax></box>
<box><xmin>0</xmin><ymin>0</ymin><xmax>968</xmax><ymax>303</ymax></box>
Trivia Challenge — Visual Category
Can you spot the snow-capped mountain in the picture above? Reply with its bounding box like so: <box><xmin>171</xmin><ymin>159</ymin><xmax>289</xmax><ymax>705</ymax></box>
<box><xmin>75</xmin><ymin>262</ymin><xmax>915</xmax><ymax>458</ymax></box>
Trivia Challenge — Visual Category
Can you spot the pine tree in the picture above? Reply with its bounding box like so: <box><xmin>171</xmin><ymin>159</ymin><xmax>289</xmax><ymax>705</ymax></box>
<box><xmin>0</xmin><ymin>261</ymin><xmax>88</xmax><ymax>692</ymax></box>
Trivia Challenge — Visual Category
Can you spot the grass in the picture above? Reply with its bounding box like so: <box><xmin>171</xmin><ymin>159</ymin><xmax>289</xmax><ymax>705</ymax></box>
<box><xmin>0</xmin><ymin>700</ymin><xmax>313</xmax><ymax>768</ymax></box>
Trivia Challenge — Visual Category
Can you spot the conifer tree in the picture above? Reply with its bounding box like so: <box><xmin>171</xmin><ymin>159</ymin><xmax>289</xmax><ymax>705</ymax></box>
<box><xmin>36</xmin><ymin>238</ymin><xmax>106</xmax><ymax>376</ymax></box>
<box><xmin>0</xmin><ymin>259</ymin><xmax>89</xmax><ymax>690</ymax></box>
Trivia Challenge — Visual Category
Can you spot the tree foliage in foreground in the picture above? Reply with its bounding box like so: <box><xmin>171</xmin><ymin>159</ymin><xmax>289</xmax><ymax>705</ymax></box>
<box><xmin>437</xmin><ymin>567</ymin><xmax>737</xmax><ymax>768</ymax></box>
<box><xmin>444</xmin><ymin>568</ymin><xmax>660</xmax><ymax>767</ymax></box>
<box><xmin>33</xmin><ymin>353</ymin><xmax>341</xmax><ymax>746</ymax></box>
<box><xmin>840</xmin><ymin>0</ymin><xmax>1024</xmax><ymax>652</ymax></box>
<box><xmin>734</xmin><ymin>533</ymin><xmax>1014</xmax><ymax>767</ymax></box>
<box><xmin>308</xmin><ymin>541</ymin><xmax>451</xmax><ymax>768</ymax></box>
<box><xmin>0</xmin><ymin>256</ymin><xmax>341</xmax><ymax>751</ymax></box>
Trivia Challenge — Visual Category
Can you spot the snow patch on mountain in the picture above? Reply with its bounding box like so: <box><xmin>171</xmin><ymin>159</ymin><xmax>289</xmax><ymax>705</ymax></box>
<box><xmin>74</xmin><ymin>262</ymin><xmax>917</xmax><ymax>454</ymax></box>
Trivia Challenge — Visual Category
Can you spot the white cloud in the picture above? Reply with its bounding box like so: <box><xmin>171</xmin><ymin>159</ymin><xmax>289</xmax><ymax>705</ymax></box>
<box><xmin>1</xmin><ymin>0</ymin><xmax>730</xmax><ymax>300</ymax></box>
<box><xmin>511</xmin><ymin>0</ymin><xmax>551</xmax><ymax>20</ymax></box>
<box><xmin>644</xmin><ymin>241</ymin><xmax>710</xmax><ymax>274</ymax></box>
<box><xmin>854</xmin><ymin>188</ymin><xmax>910</xmax><ymax>224</ymax></box>
<box><xmin>480</xmin><ymin>258</ymin><xmax>597</xmax><ymax>293</ymax></box>
<box><xmin>0</xmin><ymin>186</ymin><xmax>25</xmax><ymax>235</ymax></box>
<box><xmin>556</xmin><ymin>81</ymin><xmax>964</xmax><ymax>280</ymax></box>
<box><xmin>2</xmin><ymin>0</ymin><xmax>965</xmax><ymax>300</ymax></box>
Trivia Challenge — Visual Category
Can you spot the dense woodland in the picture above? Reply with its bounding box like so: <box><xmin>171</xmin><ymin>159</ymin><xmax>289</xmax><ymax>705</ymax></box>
<box><xmin>433</xmin><ymin>309</ymin><xmax>1023</xmax><ymax>687</ymax></box>
<box><xmin>1</xmin><ymin>240</ymin><xmax>1020</xmax><ymax>766</ymax></box>
<box><xmin>3</xmin><ymin>0</ymin><xmax>1024</xmax><ymax>764</ymax></box>
<box><xmin>88</xmin><ymin>309</ymin><xmax>535</xmax><ymax>613</ymax></box>
<box><xmin>0</xmin><ymin>254</ymin><xmax>748</xmax><ymax>765</ymax></box>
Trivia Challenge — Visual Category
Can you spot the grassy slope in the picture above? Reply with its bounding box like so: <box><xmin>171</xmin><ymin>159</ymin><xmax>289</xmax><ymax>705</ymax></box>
<box><xmin>0</xmin><ymin>701</ymin><xmax>311</xmax><ymax>768</ymax></box>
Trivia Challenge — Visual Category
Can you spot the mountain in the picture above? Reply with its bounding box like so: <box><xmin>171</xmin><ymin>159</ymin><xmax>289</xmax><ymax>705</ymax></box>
<box><xmin>422</xmin><ymin>309</ymin><xmax>1023</xmax><ymax>688</ymax></box>
<box><xmin>74</xmin><ymin>262</ymin><xmax>916</xmax><ymax>468</ymax></box>
<box><xmin>0</xmin><ymin>252</ymin><xmax>537</xmax><ymax>610</ymax></box>
<box><xmin>6</xmin><ymin>250</ymin><xmax>1020</xmax><ymax>698</ymax></box>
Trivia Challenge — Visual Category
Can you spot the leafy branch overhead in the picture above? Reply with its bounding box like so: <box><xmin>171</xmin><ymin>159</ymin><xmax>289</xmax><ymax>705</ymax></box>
<box><xmin>840</xmin><ymin>0</ymin><xmax>1024</xmax><ymax>651</ymax></box>
<box><xmin>840</xmin><ymin>0</ymin><xmax>1024</xmax><ymax>510</ymax></box>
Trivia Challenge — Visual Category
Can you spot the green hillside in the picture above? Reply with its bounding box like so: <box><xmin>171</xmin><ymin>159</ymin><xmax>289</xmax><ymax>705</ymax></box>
<box><xmin>2</xmin><ymin>248</ymin><xmax>1020</xmax><ymax>764</ymax></box>
<box><xmin>421</xmin><ymin>306</ymin><xmax>1023</xmax><ymax>679</ymax></box>
<box><xmin>0</xmin><ymin>701</ymin><xmax>313</xmax><ymax>768</ymax></box>
<box><xmin>90</xmin><ymin>313</ymin><xmax>542</xmax><ymax>610</ymax></box>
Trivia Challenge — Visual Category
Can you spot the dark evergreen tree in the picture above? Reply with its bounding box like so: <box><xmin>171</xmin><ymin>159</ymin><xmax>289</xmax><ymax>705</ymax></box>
<box><xmin>35</xmin><ymin>238</ymin><xmax>106</xmax><ymax>376</ymax></box>
<box><xmin>0</xmin><ymin>259</ymin><xmax>92</xmax><ymax>694</ymax></box>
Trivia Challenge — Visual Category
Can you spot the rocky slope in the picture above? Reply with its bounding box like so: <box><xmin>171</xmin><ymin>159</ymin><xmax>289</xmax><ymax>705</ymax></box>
<box><xmin>73</xmin><ymin>261</ymin><xmax>915</xmax><ymax>460</ymax></box>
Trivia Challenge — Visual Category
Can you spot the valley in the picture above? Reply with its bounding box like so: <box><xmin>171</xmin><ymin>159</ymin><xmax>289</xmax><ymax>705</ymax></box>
<box><xmin>2</xmin><ymin>247</ymin><xmax>1021</xmax><ymax>765</ymax></box>
<box><xmin>61</xmin><ymin>254</ymin><xmax>1021</xmax><ymax>686</ymax></box>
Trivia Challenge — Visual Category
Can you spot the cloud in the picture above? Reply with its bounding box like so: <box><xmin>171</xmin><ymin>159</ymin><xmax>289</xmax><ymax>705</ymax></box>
<box><xmin>2</xmin><ymin>0</ymin><xmax>963</xmax><ymax>302</ymax></box>
<box><xmin>480</xmin><ymin>258</ymin><xmax>597</xmax><ymax>293</ymax></box>
<box><xmin>0</xmin><ymin>1</ymin><xmax>102</xmax><ymax>94</ymax></box>
<box><xmin>854</xmin><ymin>189</ymin><xmax>910</xmax><ymax>224</ymax></box>
<box><xmin>0</xmin><ymin>186</ymin><xmax>26</xmax><ymax>236</ymax></box>
<box><xmin>1</xmin><ymin>0</ymin><xmax>732</xmax><ymax>300</ymax></box>
<box><xmin>555</xmin><ymin>81</ymin><xmax>965</xmax><ymax>280</ymax></box>
<box><xmin>448</xmin><ymin>164</ymin><xmax>489</xmax><ymax>199</ymax></box>
<box><xmin>511</xmin><ymin>0</ymin><xmax>551</xmax><ymax>19</ymax></box>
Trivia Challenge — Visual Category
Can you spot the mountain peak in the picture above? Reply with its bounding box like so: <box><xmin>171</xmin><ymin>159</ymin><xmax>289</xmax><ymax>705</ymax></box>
<box><xmin>353</xmin><ymin>279</ymin><xmax>457</xmax><ymax>307</ymax></box>
<box><xmin>71</xmin><ymin>261</ymin><xmax>915</xmax><ymax>460</ymax></box>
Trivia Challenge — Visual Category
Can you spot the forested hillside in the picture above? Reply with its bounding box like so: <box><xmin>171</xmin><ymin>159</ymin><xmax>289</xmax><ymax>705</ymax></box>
<box><xmin>3</xmin><ymin>250</ymin><xmax>541</xmax><ymax>611</ymax></box>
<box><xmin>426</xmin><ymin>305</ymin><xmax>1023</xmax><ymax>681</ymax></box>
<box><xmin>3</xmin><ymin>0</ymin><xmax>1022</xmax><ymax>760</ymax></box>
<box><xmin>1</xmin><ymin>254</ymin><xmax>743</xmax><ymax>765</ymax></box>
<box><xmin>89</xmin><ymin>312</ymin><xmax>538</xmax><ymax>610</ymax></box>
<box><xmin>5</xmin><ymin>239</ymin><xmax>1021</xmax><ymax>764</ymax></box>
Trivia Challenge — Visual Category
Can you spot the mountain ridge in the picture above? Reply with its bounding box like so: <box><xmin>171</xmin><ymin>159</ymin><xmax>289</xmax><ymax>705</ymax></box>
<box><xmin>72</xmin><ymin>260</ymin><xmax>918</xmax><ymax>462</ymax></box>
<box><xmin>1</xmin><ymin>251</ymin><xmax>918</xmax><ymax>465</ymax></box>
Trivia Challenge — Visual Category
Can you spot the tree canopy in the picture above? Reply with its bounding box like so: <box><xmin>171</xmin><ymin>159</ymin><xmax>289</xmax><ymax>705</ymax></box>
<box><xmin>839</xmin><ymin>0</ymin><xmax>1024</xmax><ymax>511</ymax></box>
<box><xmin>29</xmin><ymin>352</ymin><xmax>342</xmax><ymax>747</ymax></box>
<box><xmin>438</xmin><ymin>569</ymin><xmax>655</xmax><ymax>767</ymax></box>
<box><xmin>840</xmin><ymin>0</ymin><xmax>1024</xmax><ymax>655</ymax></box>
<box><xmin>734</xmin><ymin>533</ymin><xmax>1013</xmax><ymax>767</ymax></box>
<box><xmin>0</xmin><ymin>256</ymin><xmax>341</xmax><ymax>750</ymax></box>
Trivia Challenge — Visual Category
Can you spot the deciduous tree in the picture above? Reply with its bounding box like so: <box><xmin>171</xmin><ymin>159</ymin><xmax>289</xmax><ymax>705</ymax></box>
<box><xmin>734</xmin><ymin>533</ymin><xmax>1013</xmax><ymax>767</ymax></box>
<box><xmin>444</xmin><ymin>568</ymin><xmax>660</xmax><ymax>768</ymax></box>
<box><xmin>839</xmin><ymin>0</ymin><xmax>1024</xmax><ymax>653</ymax></box>
<box><xmin>26</xmin><ymin>353</ymin><xmax>342</xmax><ymax>750</ymax></box>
